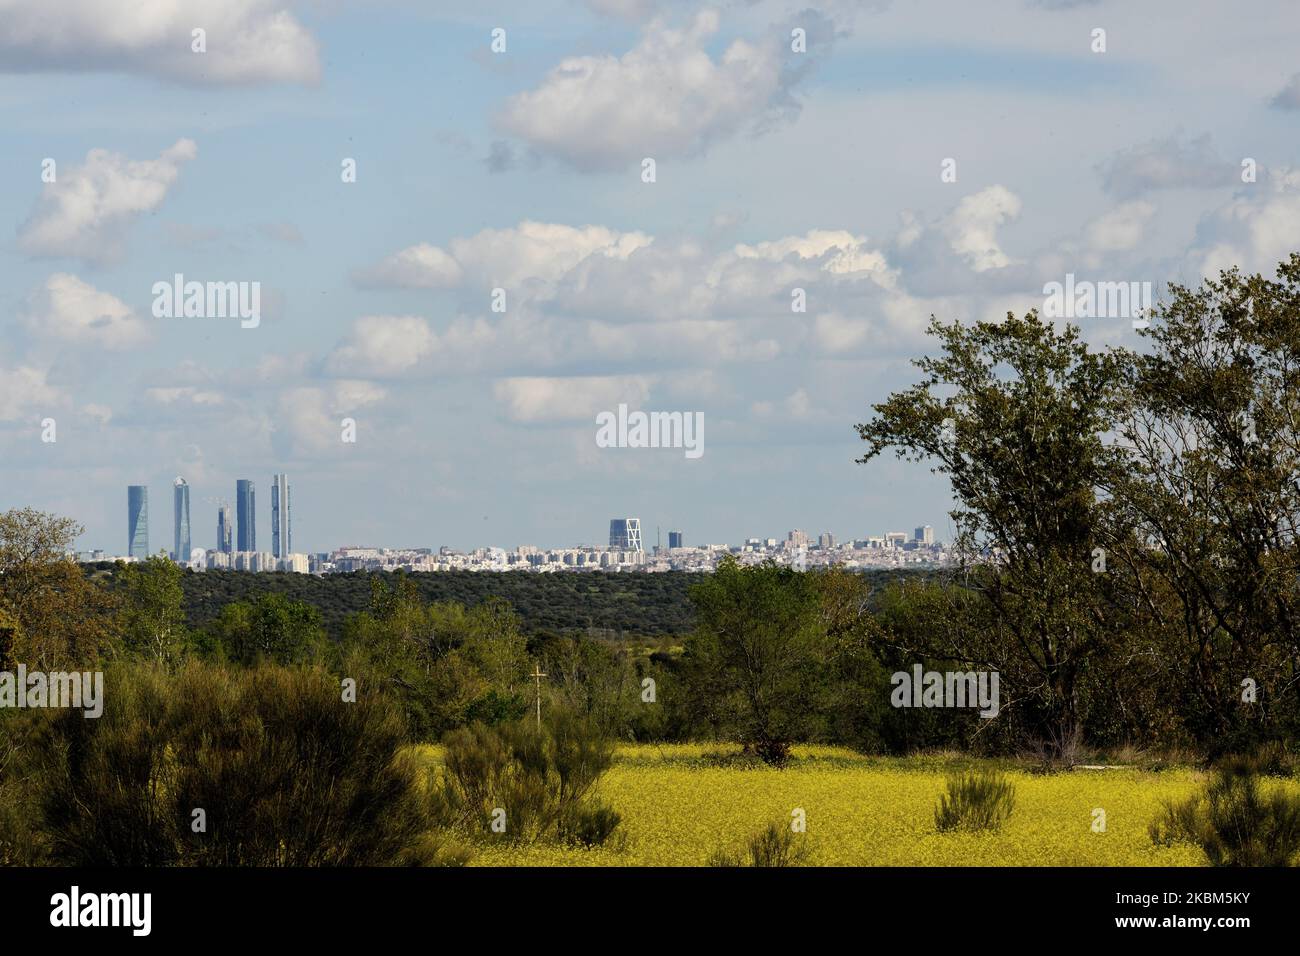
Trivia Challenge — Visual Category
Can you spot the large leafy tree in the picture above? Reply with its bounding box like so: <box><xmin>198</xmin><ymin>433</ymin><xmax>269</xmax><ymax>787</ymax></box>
<box><xmin>211</xmin><ymin>591</ymin><xmax>326</xmax><ymax>666</ymax></box>
<box><xmin>856</xmin><ymin>312</ymin><xmax>1129</xmax><ymax>755</ymax></box>
<box><xmin>118</xmin><ymin>554</ymin><xmax>189</xmax><ymax>666</ymax></box>
<box><xmin>683</xmin><ymin>556</ymin><xmax>828</xmax><ymax>765</ymax></box>
<box><xmin>1109</xmin><ymin>255</ymin><xmax>1300</xmax><ymax>746</ymax></box>
<box><xmin>0</xmin><ymin>508</ymin><xmax>118</xmax><ymax>670</ymax></box>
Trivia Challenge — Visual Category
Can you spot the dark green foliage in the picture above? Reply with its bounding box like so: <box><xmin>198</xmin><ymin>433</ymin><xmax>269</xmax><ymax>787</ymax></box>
<box><xmin>858</xmin><ymin>310</ymin><xmax>1127</xmax><ymax>758</ymax></box>
<box><xmin>683</xmin><ymin>556</ymin><xmax>829</xmax><ymax>765</ymax></box>
<box><xmin>934</xmin><ymin>770</ymin><xmax>1017</xmax><ymax>832</ymax></box>
<box><xmin>207</xmin><ymin>592</ymin><xmax>327</xmax><ymax>666</ymax></box>
<box><xmin>124</xmin><ymin>567</ymin><xmax>705</xmax><ymax>639</ymax></box>
<box><xmin>117</xmin><ymin>555</ymin><xmax>190</xmax><ymax>665</ymax></box>
<box><xmin>465</xmin><ymin>689</ymin><xmax>528</xmax><ymax>726</ymax></box>
<box><xmin>338</xmin><ymin>578</ymin><xmax>530</xmax><ymax>740</ymax></box>
<box><xmin>709</xmin><ymin>819</ymin><xmax>808</xmax><ymax>867</ymax></box>
<box><xmin>431</xmin><ymin>707</ymin><xmax>621</xmax><ymax>847</ymax></box>
<box><xmin>24</xmin><ymin>662</ymin><xmax>467</xmax><ymax>866</ymax></box>
<box><xmin>1150</xmin><ymin>759</ymin><xmax>1300</xmax><ymax>866</ymax></box>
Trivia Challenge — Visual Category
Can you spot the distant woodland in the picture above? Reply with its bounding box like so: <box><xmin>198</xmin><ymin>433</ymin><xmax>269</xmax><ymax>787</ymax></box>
<box><xmin>82</xmin><ymin>564</ymin><xmax>929</xmax><ymax>640</ymax></box>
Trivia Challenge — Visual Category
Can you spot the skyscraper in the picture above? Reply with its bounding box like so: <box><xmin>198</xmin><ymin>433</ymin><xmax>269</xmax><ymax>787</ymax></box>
<box><xmin>668</xmin><ymin>530</ymin><xmax>683</xmax><ymax>549</ymax></box>
<box><xmin>127</xmin><ymin>485</ymin><xmax>149</xmax><ymax>560</ymax></box>
<box><xmin>236</xmin><ymin>479</ymin><xmax>256</xmax><ymax>552</ymax></box>
<box><xmin>914</xmin><ymin>525</ymin><xmax>935</xmax><ymax>546</ymax></box>
<box><xmin>609</xmin><ymin>518</ymin><xmax>642</xmax><ymax>552</ymax></box>
<box><xmin>173</xmin><ymin>477</ymin><xmax>191</xmax><ymax>561</ymax></box>
<box><xmin>217</xmin><ymin>504</ymin><xmax>233</xmax><ymax>553</ymax></box>
<box><xmin>271</xmin><ymin>473</ymin><xmax>291</xmax><ymax>559</ymax></box>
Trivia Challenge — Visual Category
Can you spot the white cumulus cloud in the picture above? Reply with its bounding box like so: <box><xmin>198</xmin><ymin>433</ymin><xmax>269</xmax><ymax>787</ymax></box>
<box><xmin>18</xmin><ymin>139</ymin><xmax>197</xmax><ymax>264</ymax></box>
<box><xmin>942</xmin><ymin>185</ymin><xmax>1022</xmax><ymax>273</ymax></box>
<box><xmin>324</xmin><ymin>315</ymin><xmax>438</xmax><ymax>378</ymax></box>
<box><xmin>357</xmin><ymin>221</ymin><xmax>652</xmax><ymax>291</ymax></box>
<box><xmin>20</xmin><ymin>273</ymin><xmax>150</xmax><ymax>349</ymax></box>
<box><xmin>498</xmin><ymin>12</ymin><xmax>790</xmax><ymax>171</ymax></box>
<box><xmin>0</xmin><ymin>0</ymin><xmax>320</xmax><ymax>86</ymax></box>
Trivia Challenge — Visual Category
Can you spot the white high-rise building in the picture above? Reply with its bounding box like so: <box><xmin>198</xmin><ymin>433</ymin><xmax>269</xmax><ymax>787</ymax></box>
<box><xmin>271</xmin><ymin>473</ymin><xmax>291</xmax><ymax>559</ymax></box>
<box><xmin>173</xmin><ymin>477</ymin><xmax>191</xmax><ymax>562</ymax></box>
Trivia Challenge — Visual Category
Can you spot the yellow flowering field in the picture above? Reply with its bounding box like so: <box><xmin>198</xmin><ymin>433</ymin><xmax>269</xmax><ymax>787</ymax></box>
<box><xmin>409</xmin><ymin>743</ymin><xmax>1271</xmax><ymax>867</ymax></box>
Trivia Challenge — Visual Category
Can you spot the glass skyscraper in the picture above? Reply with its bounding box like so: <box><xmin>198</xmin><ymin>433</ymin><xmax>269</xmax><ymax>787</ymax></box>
<box><xmin>609</xmin><ymin>518</ymin><xmax>642</xmax><ymax>552</ymax></box>
<box><xmin>218</xmin><ymin>503</ymin><xmax>233</xmax><ymax>553</ymax></box>
<box><xmin>127</xmin><ymin>485</ymin><xmax>149</xmax><ymax>560</ymax></box>
<box><xmin>271</xmin><ymin>473</ymin><xmax>291</xmax><ymax>559</ymax></box>
<box><xmin>236</xmin><ymin>479</ymin><xmax>256</xmax><ymax>552</ymax></box>
<box><xmin>173</xmin><ymin>477</ymin><xmax>191</xmax><ymax>561</ymax></box>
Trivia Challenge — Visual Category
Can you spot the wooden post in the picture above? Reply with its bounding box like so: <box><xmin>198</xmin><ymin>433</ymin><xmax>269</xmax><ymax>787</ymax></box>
<box><xmin>531</xmin><ymin>663</ymin><xmax>547</xmax><ymax>730</ymax></box>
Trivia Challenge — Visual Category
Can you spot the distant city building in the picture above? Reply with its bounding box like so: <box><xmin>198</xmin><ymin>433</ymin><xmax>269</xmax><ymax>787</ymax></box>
<box><xmin>173</xmin><ymin>477</ymin><xmax>191</xmax><ymax>561</ymax></box>
<box><xmin>280</xmin><ymin>553</ymin><xmax>309</xmax><ymax>573</ymax></box>
<box><xmin>236</xmin><ymin>479</ymin><xmax>256</xmax><ymax>552</ymax></box>
<box><xmin>271</xmin><ymin>473</ymin><xmax>291</xmax><ymax>559</ymax></box>
<box><xmin>127</xmin><ymin>485</ymin><xmax>149</xmax><ymax>559</ymax></box>
<box><xmin>609</xmin><ymin>518</ymin><xmax>643</xmax><ymax>552</ymax></box>
<box><xmin>233</xmin><ymin>550</ymin><xmax>275</xmax><ymax>572</ymax></box>
<box><xmin>787</xmin><ymin>529</ymin><xmax>809</xmax><ymax>549</ymax></box>
<box><xmin>914</xmin><ymin>525</ymin><xmax>935</xmax><ymax>546</ymax></box>
<box><xmin>668</xmin><ymin>530</ymin><xmax>683</xmax><ymax>549</ymax></box>
<box><xmin>885</xmin><ymin>531</ymin><xmax>908</xmax><ymax>549</ymax></box>
<box><xmin>818</xmin><ymin>532</ymin><xmax>835</xmax><ymax>549</ymax></box>
<box><xmin>218</xmin><ymin>504</ymin><xmax>233</xmax><ymax>553</ymax></box>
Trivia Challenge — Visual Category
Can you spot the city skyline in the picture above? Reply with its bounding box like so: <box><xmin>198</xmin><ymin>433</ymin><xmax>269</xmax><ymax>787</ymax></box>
<box><xmin>5</xmin><ymin>1</ymin><xmax>1298</xmax><ymax>557</ymax></box>
<box><xmin>112</xmin><ymin>472</ymin><xmax>940</xmax><ymax>561</ymax></box>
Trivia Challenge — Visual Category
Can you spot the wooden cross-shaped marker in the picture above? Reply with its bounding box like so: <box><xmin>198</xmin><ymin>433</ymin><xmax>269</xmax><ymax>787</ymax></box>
<box><xmin>531</xmin><ymin>663</ymin><xmax>547</xmax><ymax>730</ymax></box>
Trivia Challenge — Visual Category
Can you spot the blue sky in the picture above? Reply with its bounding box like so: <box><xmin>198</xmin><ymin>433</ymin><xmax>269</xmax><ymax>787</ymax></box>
<box><xmin>2</xmin><ymin>0</ymin><xmax>1299</xmax><ymax>554</ymax></box>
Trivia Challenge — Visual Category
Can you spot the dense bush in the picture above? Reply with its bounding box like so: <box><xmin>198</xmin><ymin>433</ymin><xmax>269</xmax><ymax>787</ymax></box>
<box><xmin>709</xmin><ymin>819</ymin><xmax>808</xmax><ymax>867</ymax></box>
<box><xmin>0</xmin><ymin>710</ymin><xmax>45</xmax><ymax>865</ymax></box>
<box><xmin>1150</xmin><ymin>759</ymin><xmax>1300</xmax><ymax>866</ymax></box>
<box><xmin>22</xmin><ymin>662</ymin><xmax>467</xmax><ymax>866</ymax></box>
<box><xmin>431</xmin><ymin>707</ymin><xmax>621</xmax><ymax>847</ymax></box>
<box><xmin>934</xmin><ymin>770</ymin><xmax>1017</xmax><ymax>832</ymax></box>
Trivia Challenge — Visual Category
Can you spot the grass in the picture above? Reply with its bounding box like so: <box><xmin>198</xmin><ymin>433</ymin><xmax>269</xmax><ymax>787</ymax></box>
<box><xmin>409</xmin><ymin>743</ymin><xmax>1256</xmax><ymax>866</ymax></box>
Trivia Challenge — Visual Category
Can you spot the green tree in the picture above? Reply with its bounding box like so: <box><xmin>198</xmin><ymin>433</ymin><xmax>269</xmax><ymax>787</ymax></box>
<box><xmin>0</xmin><ymin>508</ymin><xmax>118</xmax><ymax>670</ymax></box>
<box><xmin>1110</xmin><ymin>255</ymin><xmax>1300</xmax><ymax>747</ymax></box>
<box><xmin>683</xmin><ymin>556</ymin><xmax>827</xmax><ymax>765</ymax></box>
<box><xmin>118</xmin><ymin>554</ymin><xmax>189</xmax><ymax>665</ymax></box>
<box><xmin>857</xmin><ymin>311</ymin><xmax>1128</xmax><ymax>757</ymax></box>
<box><xmin>212</xmin><ymin>592</ymin><xmax>325</xmax><ymax>666</ymax></box>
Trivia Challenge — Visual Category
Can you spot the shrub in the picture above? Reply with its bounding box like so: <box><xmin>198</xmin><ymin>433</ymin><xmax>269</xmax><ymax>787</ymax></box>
<box><xmin>710</xmin><ymin>819</ymin><xmax>808</xmax><ymax>867</ymax></box>
<box><xmin>1150</xmin><ymin>759</ymin><xmax>1300</xmax><ymax>866</ymax></box>
<box><xmin>0</xmin><ymin>710</ymin><xmax>46</xmax><ymax>865</ymax></box>
<box><xmin>560</xmin><ymin>804</ymin><xmax>623</xmax><ymax>849</ymax></box>
<box><xmin>28</xmin><ymin>662</ymin><xmax>468</xmax><ymax>866</ymax></box>
<box><xmin>935</xmin><ymin>770</ymin><xmax>1017</xmax><ymax>832</ymax></box>
<box><xmin>432</xmin><ymin>707</ymin><xmax>621</xmax><ymax>847</ymax></box>
<box><xmin>1247</xmin><ymin>741</ymin><xmax>1299</xmax><ymax>778</ymax></box>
